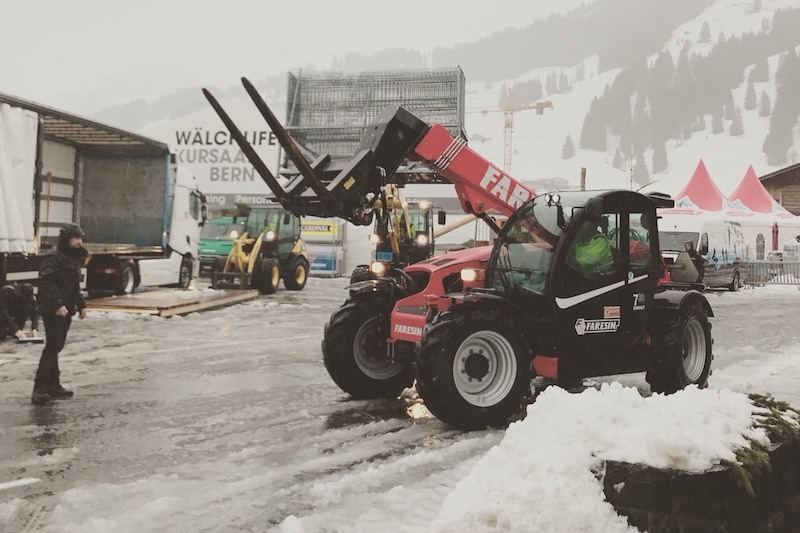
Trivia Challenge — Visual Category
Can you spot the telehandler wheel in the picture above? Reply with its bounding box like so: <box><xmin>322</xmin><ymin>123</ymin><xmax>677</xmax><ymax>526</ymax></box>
<box><xmin>253</xmin><ymin>257</ymin><xmax>280</xmax><ymax>294</ymax></box>
<box><xmin>115</xmin><ymin>260</ymin><xmax>137</xmax><ymax>295</ymax></box>
<box><xmin>415</xmin><ymin>305</ymin><xmax>530</xmax><ymax>430</ymax></box>
<box><xmin>284</xmin><ymin>256</ymin><xmax>309</xmax><ymax>291</ymax></box>
<box><xmin>349</xmin><ymin>265</ymin><xmax>373</xmax><ymax>284</ymax></box>
<box><xmin>178</xmin><ymin>255</ymin><xmax>193</xmax><ymax>289</ymax></box>
<box><xmin>322</xmin><ymin>297</ymin><xmax>413</xmax><ymax>399</ymax></box>
<box><xmin>646</xmin><ymin>301</ymin><xmax>713</xmax><ymax>394</ymax></box>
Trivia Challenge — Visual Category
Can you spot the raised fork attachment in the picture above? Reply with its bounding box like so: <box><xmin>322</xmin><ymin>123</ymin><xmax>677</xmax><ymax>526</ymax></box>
<box><xmin>202</xmin><ymin>78</ymin><xmax>430</xmax><ymax>225</ymax></box>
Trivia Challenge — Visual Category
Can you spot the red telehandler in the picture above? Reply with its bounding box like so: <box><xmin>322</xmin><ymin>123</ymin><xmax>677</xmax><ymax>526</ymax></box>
<box><xmin>204</xmin><ymin>79</ymin><xmax>714</xmax><ymax>430</ymax></box>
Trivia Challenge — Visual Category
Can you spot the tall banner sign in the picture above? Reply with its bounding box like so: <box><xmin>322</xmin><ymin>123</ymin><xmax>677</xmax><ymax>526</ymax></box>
<box><xmin>141</xmin><ymin>95</ymin><xmax>283</xmax><ymax>200</ymax></box>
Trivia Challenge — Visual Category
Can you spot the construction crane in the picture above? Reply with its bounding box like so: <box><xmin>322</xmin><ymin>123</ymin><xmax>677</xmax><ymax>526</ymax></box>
<box><xmin>468</xmin><ymin>87</ymin><xmax>552</xmax><ymax>173</ymax></box>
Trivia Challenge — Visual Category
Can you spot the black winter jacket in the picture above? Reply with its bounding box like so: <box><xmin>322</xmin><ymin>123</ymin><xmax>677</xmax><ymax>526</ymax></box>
<box><xmin>0</xmin><ymin>285</ymin><xmax>39</xmax><ymax>334</ymax></box>
<box><xmin>38</xmin><ymin>244</ymin><xmax>87</xmax><ymax>317</ymax></box>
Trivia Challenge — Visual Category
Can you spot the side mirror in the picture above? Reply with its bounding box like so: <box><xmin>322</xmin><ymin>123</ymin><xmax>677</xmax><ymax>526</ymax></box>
<box><xmin>438</xmin><ymin>210</ymin><xmax>447</xmax><ymax>225</ymax></box>
<box><xmin>699</xmin><ymin>245</ymin><xmax>708</xmax><ymax>255</ymax></box>
<box><xmin>283</xmin><ymin>212</ymin><xmax>291</xmax><ymax>225</ymax></box>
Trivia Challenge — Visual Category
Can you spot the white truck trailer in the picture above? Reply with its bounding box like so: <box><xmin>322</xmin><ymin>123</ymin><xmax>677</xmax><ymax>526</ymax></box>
<box><xmin>0</xmin><ymin>93</ymin><xmax>207</xmax><ymax>295</ymax></box>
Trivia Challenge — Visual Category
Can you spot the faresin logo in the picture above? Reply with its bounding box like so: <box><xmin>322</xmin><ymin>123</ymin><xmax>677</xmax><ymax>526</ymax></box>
<box><xmin>394</xmin><ymin>324</ymin><xmax>423</xmax><ymax>336</ymax></box>
<box><xmin>575</xmin><ymin>318</ymin><xmax>619</xmax><ymax>335</ymax></box>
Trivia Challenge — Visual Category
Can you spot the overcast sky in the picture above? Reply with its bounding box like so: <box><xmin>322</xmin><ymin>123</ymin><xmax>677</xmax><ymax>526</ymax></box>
<box><xmin>2</xmin><ymin>1</ymin><xmax>585</xmax><ymax>115</ymax></box>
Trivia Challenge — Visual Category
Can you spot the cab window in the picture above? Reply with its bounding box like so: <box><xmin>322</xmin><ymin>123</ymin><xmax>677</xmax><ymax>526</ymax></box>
<box><xmin>190</xmin><ymin>192</ymin><xmax>201</xmax><ymax>220</ymax></box>
<box><xmin>629</xmin><ymin>212</ymin><xmax>653</xmax><ymax>270</ymax></box>
<box><xmin>565</xmin><ymin>215</ymin><xmax>620</xmax><ymax>280</ymax></box>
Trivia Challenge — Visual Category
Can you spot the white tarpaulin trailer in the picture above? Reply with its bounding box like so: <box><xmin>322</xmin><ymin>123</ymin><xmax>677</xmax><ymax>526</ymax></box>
<box><xmin>0</xmin><ymin>92</ymin><xmax>207</xmax><ymax>293</ymax></box>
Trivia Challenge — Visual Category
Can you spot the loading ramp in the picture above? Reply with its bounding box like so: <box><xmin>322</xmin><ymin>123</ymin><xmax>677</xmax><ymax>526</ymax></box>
<box><xmin>86</xmin><ymin>288</ymin><xmax>258</xmax><ymax>317</ymax></box>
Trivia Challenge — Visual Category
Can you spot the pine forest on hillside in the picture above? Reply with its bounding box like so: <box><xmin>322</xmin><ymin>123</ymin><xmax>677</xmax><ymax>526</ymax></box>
<box><xmin>578</xmin><ymin>6</ymin><xmax>800</xmax><ymax>185</ymax></box>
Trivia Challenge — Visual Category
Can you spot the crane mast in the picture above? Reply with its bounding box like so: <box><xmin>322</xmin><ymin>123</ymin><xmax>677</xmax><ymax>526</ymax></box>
<box><xmin>469</xmin><ymin>86</ymin><xmax>553</xmax><ymax>172</ymax></box>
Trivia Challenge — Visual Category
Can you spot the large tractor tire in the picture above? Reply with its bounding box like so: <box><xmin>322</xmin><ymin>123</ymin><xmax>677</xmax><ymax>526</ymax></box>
<box><xmin>646</xmin><ymin>301</ymin><xmax>713</xmax><ymax>394</ymax></box>
<box><xmin>253</xmin><ymin>256</ymin><xmax>280</xmax><ymax>294</ymax></box>
<box><xmin>415</xmin><ymin>305</ymin><xmax>531</xmax><ymax>430</ymax></box>
<box><xmin>322</xmin><ymin>296</ymin><xmax>413</xmax><ymax>399</ymax></box>
<box><xmin>284</xmin><ymin>256</ymin><xmax>309</xmax><ymax>291</ymax></box>
<box><xmin>349</xmin><ymin>265</ymin><xmax>374</xmax><ymax>284</ymax></box>
<box><xmin>178</xmin><ymin>255</ymin><xmax>193</xmax><ymax>289</ymax></box>
<box><xmin>115</xmin><ymin>260</ymin><xmax>137</xmax><ymax>295</ymax></box>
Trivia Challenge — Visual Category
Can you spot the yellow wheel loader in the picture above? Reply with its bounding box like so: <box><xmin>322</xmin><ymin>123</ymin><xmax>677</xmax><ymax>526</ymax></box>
<box><xmin>211</xmin><ymin>205</ymin><xmax>309</xmax><ymax>294</ymax></box>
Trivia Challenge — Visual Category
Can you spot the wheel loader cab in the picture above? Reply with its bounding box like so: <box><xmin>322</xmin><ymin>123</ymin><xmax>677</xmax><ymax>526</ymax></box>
<box><xmin>245</xmin><ymin>206</ymin><xmax>300</xmax><ymax>257</ymax></box>
<box><xmin>405</xmin><ymin>203</ymin><xmax>435</xmax><ymax>265</ymax></box>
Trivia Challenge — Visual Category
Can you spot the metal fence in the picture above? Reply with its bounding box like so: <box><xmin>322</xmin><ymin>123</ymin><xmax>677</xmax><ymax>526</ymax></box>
<box><xmin>748</xmin><ymin>260</ymin><xmax>800</xmax><ymax>285</ymax></box>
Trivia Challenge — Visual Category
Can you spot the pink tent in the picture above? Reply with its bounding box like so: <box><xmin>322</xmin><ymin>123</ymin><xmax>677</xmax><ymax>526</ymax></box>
<box><xmin>729</xmin><ymin>165</ymin><xmax>794</xmax><ymax>218</ymax></box>
<box><xmin>673</xmin><ymin>160</ymin><xmax>728</xmax><ymax>211</ymax></box>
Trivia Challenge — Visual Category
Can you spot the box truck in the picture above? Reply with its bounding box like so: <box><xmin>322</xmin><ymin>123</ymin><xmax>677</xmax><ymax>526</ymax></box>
<box><xmin>0</xmin><ymin>93</ymin><xmax>207</xmax><ymax>295</ymax></box>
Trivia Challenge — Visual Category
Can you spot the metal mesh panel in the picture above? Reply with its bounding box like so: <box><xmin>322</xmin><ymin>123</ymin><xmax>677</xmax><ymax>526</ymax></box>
<box><xmin>285</xmin><ymin>69</ymin><xmax>466</xmax><ymax>158</ymax></box>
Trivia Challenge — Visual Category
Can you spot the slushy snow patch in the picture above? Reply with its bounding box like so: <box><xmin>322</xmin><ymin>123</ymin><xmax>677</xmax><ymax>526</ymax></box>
<box><xmin>430</xmin><ymin>383</ymin><xmax>768</xmax><ymax>533</ymax></box>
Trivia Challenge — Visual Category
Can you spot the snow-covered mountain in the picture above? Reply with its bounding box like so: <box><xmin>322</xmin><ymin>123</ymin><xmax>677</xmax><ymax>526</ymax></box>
<box><xmin>461</xmin><ymin>0</ymin><xmax>800</xmax><ymax>198</ymax></box>
<box><xmin>127</xmin><ymin>0</ymin><xmax>800</xmax><ymax>201</ymax></box>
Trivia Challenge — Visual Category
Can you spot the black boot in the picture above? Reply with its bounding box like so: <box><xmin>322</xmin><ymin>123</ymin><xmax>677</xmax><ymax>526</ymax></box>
<box><xmin>49</xmin><ymin>383</ymin><xmax>74</xmax><ymax>399</ymax></box>
<box><xmin>31</xmin><ymin>386</ymin><xmax>53</xmax><ymax>405</ymax></box>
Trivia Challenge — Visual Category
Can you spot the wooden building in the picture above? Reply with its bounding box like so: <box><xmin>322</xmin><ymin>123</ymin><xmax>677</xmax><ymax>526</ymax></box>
<box><xmin>761</xmin><ymin>162</ymin><xmax>800</xmax><ymax>215</ymax></box>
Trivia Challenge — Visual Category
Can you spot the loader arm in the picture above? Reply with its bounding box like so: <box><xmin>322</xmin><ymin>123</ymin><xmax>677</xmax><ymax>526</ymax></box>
<box><xmin>203</xmin><ymin>78</ymin><xmax>535</xmax><ymax>226</ymax></box>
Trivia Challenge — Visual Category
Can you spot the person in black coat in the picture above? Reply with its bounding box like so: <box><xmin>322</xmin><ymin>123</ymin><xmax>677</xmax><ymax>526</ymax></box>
<box><xmin>0</xmin><ymin>283</ymin><xmax>39</xmax><ymax>341</ymax></box>
<box><xmin>32</xmin><ymin>224</ymin><xmax>88</xmax><ymax>405</ymax></box>
<box><xmin>685</xmin><ymin>240</ymin><xmax>705</xmax><ymax>283</ymax></box>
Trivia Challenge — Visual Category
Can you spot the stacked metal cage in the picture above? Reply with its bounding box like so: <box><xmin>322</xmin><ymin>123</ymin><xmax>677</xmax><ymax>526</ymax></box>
<box><xmin>285</xmin><ymin>68</ymin><xmax>466</xmax><ymax>163</ymax></box>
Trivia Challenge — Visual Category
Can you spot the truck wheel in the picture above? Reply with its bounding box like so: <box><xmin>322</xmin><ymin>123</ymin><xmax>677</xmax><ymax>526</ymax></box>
<box><xmin>115</xmin><ymin>260</ymin><xmax>136</xmax><ymax>295</ymax></box>
<box><xmin>646</xmin><ymin>301</ymin><xmax>713</xmax><ymax>394</ymax></box>
<box><xmin>284</xmin><ymin>256</ymin><xmax>309</xmax><ymax>291</ymax></box>
<box><xmin>322</xmin><ymin>297</ymin><xmax>413</xmax><ymax>399</ymax></box>
<box><xmin>253</xmin><ymin>257</ymin><xmax>280</xmax><ymax>294</ymax></box>
<box><xmin>415</xmin><ymin>305</ymin><xmax>530</xmax><ymax>430</ymax></box>
<box><xmin>178</xmin><ymin>256</ymin><xmax>193</xmax><ymax>289</ymax></box>
<box><xmin>349</xmin><ymin>265</ymin><xmax>373</xmax><ymax>284</ymax></box>
<box><xmin>729</xmin><ymin>271</ymin><xmax>741</xmax><ymax>291</ymax></box>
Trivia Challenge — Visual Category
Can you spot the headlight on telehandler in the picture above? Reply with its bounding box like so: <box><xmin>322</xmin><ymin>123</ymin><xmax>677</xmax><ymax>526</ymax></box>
<box><xmin>265</xmin><ymin>230</ymin><xmax>276</xmax><ymax>241</ymax></box>
<box><xmin>370</xmin><ymin>261</ymin><xmax>387</xmax><ymax>276</ymax></box>
<box><xmin>416</xmin><ymin>234</ymin><xmax>429</xmax><ymax>246</ymax></box>
<box><xmin>461</xmin><ymin>268</ymin><xmax>486</xmax><ymax>290</ymax></box>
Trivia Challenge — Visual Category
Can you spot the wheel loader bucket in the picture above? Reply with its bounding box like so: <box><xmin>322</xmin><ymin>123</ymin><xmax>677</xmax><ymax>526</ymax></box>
<box><xmin>211</xmin><ymin>232</ymin><xmax>260</xmax><ymax>290</ymax></box>
<box><xmin>202</xmin><ymin>78</ymin><xmax>430</xmax><ymax>225</ymax></box>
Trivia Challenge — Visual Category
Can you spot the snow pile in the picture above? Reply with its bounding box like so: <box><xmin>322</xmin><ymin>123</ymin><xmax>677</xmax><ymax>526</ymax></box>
<box><xmin>430</xmin><ymin>383</ymin><xmax>768</xmax><ymax>533</ymax></box>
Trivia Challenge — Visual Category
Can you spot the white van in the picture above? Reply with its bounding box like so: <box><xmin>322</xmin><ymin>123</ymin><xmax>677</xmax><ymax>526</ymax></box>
<box><xmin>657</xmin><ymin>210</ymin><xmax>751</xmax><ymax>290</ymax></box>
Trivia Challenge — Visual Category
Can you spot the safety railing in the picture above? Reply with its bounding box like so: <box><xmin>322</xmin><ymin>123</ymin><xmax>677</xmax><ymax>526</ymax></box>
<box><xmin>748</xmin><ymin>260</ymin><xmax>800</xmax><ymax>285</ymax></box>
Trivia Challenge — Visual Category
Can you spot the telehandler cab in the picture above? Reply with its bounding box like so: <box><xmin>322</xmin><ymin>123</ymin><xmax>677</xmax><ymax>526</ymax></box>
<box><xmin>414</xmin><ymin>190</ymin><xmax>713</xmax><ymax>429</ymax></box>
